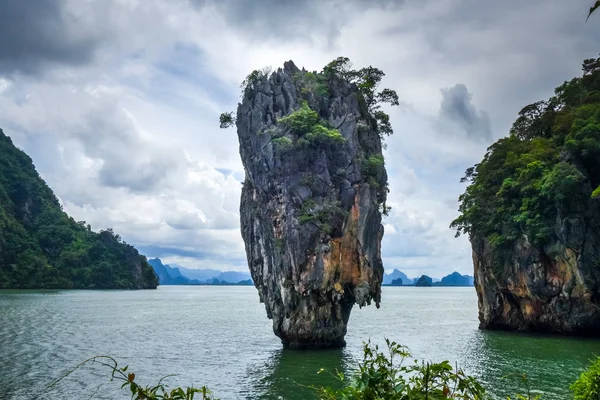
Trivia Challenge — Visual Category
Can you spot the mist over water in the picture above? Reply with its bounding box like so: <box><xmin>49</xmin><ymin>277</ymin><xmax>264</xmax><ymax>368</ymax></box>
<box><xmin>1</xmin><ymin>286</ymin><xmax>598</xmax><ymax>399</ymax></box>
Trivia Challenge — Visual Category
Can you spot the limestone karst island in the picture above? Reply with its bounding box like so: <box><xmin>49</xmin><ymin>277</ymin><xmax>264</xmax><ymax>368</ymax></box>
<box><xmin>2</xmin><ymin>1</ymin><xmax>600</xmax><ymax>400</ymax></box>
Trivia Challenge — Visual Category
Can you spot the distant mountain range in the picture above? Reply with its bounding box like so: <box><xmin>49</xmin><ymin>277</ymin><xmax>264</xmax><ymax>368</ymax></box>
<box><xmin>148</xmin><ymin>258</ymin><xmax>253</xmax><ymax>286</ymax></box>
<box><xmin>149</xmin><ymin>259</ymin><xmax>472</xmax><ymax>287</ymax></box>
<box><xmin>383</xmin><ymin>269</ymin><xmax>474</xmax><ymax>287</ymax></box>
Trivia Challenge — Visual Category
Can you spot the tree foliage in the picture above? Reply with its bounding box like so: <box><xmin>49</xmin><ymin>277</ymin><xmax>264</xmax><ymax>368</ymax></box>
<box><xmin>219</xmin><ymin>112</ymin><xmax>235</xmax><ymax>129</ymax></box>
<box><xmin>323</xmin><ymin>57</ymin><xmax>399</xmax><ymax>136</ymax></box>
<box><xmin>0</xmin><ymin>130</ymin><xmax>157</xmax><ymax>289</ymax></box>
<box><xmin>451</xmin><ymin>56</ymin><xmax>600</xmax><ymax>263</ymax></box>
<box><xmin>240</xmin><ymin>67</ymin><xmax>272</xmax><ymax>98</ymax></box>
<box><xmin>588</xmin><ymin>1</ymin><xmax>600</xmax><ymax>21</ymax></box>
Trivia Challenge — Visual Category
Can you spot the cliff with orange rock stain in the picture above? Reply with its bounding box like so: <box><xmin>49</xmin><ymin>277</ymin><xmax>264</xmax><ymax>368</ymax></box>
<box><xmin>472</xmin><ymin>224</ymin><xmax>600</xmax><ymax>334</ymax></box>
<box><xmin>237</xmin><ymin>61</ymin><xmax>387</xmax><ymax>349</ymax></box>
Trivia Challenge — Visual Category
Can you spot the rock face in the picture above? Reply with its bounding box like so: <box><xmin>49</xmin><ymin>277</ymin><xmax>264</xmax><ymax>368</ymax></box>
<box><xmin>473</xmin><ymin>218</ymin><xmax>600</xmax><ymax>334</ymax></box>
<box><xmin>236</xmin><ymin>61</ymin><xmax>387</xmax><ymax>349</ymax></box>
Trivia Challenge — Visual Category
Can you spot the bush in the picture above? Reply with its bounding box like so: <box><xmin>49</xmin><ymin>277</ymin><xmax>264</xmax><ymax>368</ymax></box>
<box><xmin>363</xmin><ymin>155</ymin><xmax>384</xmax><ymax>177</ymax></box>
<box><xmin>49</xmin><ymin>356</ymin><xmax>217</xmax><ymax>400</ymax></box>
<box><xmin>277</xmin><ymin>101</ymin><xmax>345</xmax><ymax>148</ymax></box>
<box><xmin>316</xmin><ymin>339</ymin><xmax>487</xmax><ymax>400</ymax></box>
<box><xmin>302</xmin><ymin>124</ymin><xmax>345</xmax><ymax>146</ymax></box>
<box><xmin>296</xmin><ymin>71</ymin><xmax>330</xmax><ymax>98</ymax></box>
<box><xmin>278</xmin><ymin>101</ymin><xmax>320</xmax><ymax>135</ymax></box>
<box><xmin>272</xmin><ymin>136</ymin><xmax>294</xmax><ymax>152</ymax></box>
<box><xmin>571</xmin><ymin>357</ymin><xmax>600</xmax><ymax>400</ymax></box>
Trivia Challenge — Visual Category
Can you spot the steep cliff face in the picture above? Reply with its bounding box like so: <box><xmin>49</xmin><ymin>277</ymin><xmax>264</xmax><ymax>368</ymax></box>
<box><xmin>472</xmin><ymin>206</ymin><xmax>600</xmax><ymax>333</ymax></box>
<box><xmin>236</xmin><ymin>61</ymin><xmax>388</xmax><ymax>348</ymax></box>
<box><xmin>452</xmin><ymin>57</ymin><xmax>600</xmax><ymax>335</ymax></box>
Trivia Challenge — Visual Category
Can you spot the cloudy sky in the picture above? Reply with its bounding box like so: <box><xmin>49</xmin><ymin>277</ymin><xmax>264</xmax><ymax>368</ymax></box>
<box><xmin>0</xmin><ymin>0</ymin><xmax>598</xmax><ymax>278</ymax></box>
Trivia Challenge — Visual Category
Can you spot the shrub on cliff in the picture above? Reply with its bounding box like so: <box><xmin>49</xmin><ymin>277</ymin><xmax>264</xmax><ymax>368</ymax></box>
<box><xmin>277</xmin><ymin>101</ymin><xmax>345</xmax><ymax>147</ymax></box>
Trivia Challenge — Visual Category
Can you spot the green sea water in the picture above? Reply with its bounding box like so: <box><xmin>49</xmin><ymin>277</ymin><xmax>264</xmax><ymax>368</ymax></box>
<box><xmin>1</xmin><ymin>286</ymin><xmax>598</xmax><ymax>399</ymax></box>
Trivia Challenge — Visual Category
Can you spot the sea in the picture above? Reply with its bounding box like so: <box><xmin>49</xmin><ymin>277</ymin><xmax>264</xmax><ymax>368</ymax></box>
<box><xmin>1</xmin><ymin>286</ymin><xmax>598</xmax><ymax>399</ymax></box>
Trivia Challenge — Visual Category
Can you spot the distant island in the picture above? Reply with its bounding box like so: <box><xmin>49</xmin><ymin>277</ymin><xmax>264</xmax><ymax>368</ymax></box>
<box><xmin>148</xmin><ymin>258</ymin><xmax>253</xmax><ymax>286</ymax></box>
<box><xmin>382</xmin><ymin>269</ymin><xmax>474</xmax><ymax>287</ymax></box>
<box><xmin>415</xmin><ymin>275</ymin><xmax>433</xmax><ymax>287</ymax></box>
<box><xmin>149</xmin><ymin>258</ymin><xmax>473</xmax><ymax>288</ymax></box>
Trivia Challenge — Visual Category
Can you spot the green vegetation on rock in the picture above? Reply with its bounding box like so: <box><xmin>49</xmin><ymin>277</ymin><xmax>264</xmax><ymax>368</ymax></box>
<box><xmin>0</xmin><ymin>130</ymin><xmax>157</xmax><ymax>289</ymax></box>
<box><xmin>240</xmin><ymin>67</ymin><xmax>272</xmax><ymax>98</ymax></box>
<box><xmin>323</xmin><ymin>57</ymin><xmax>399</xmax><ymax>137</ymax></box>
<box><xmin>271</xmin><ymin>136</ymin><xmax>294</xmax><ymax>152</ymax></box>
<box><xmin>451</xmin><ymin>56</ymin><xmax>600</xmax><ymax>262</ymax></box>
<box><xmin>277</xmin><ymin>101</ymin><xmax>344</xmax><ymax>147</ymax></box>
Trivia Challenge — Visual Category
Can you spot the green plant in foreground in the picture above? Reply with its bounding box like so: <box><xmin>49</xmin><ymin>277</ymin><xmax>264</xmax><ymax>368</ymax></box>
<box><xmin>571</xmin><ymin>357</ymin><xmax>600</xmax><ymax>400</ymax></box>
<box><xmin>55</xmin><ymin>343</ymin><xmax>600</xmax><ymax>399</ymax></box>
<box><xmin>48</xmin><ymin>356</ymin><xmax>216</xmax><ymax>400</ymax></box>
<box><xmin>504</xmin><ymin>373</ymin><xmax>542</xmax><ymax>400</ymax></box>
<box><xmin>315</xmin><ymin>339</ymin><xmax>487</xmax><ymax>400</ymax></box>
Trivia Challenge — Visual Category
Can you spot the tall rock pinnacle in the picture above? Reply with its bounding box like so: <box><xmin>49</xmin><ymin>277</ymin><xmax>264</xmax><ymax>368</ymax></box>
<box><xmin>230</xmin><ymin>59</ymin><xmax>394</xmax><ymax>348</ymax></box>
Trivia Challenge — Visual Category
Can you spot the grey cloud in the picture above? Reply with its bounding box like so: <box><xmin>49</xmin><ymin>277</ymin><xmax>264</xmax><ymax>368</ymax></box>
<box><xmin>192</xmin><ymin>0</ymin><xmax>403</xmax><ymax>41</ymax></box>
<box><xmin>381</xmin><ymin>0</ymin><xmax>600</xmax><ymax>136</ymax></box>
<box><xmin>76</xmin><ymin>102</ymin><xmax>184</xmax><ymax>193</ymax></box>
<box><xmin>165</xmin><ymin>210</ymin><xmax>206</xmax><ymax>230</ymax></box>
<box><xmin>382</xmin><ymin>234</ymin><xmax>434</xmax><ymax>258</ymax></box>
<box><xmin>439</xmin><ymin>84</ymin><xmax>491</xmax><ymax>141</ymax></box>
<box><xmin>0</xmin><ymin>0</ymin><xmax>103</xmax><ymax>75</ymax></box>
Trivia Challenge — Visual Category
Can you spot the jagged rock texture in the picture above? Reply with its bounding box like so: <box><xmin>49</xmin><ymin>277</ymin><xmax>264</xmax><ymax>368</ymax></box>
<box><xmin>472</xmin><ymin>201</ymin><xmax>600</xmax><ymax>334</ymax></box>
<box><xmin>237</xmin><ymin>61</ymin><xmax>386</xmax><ymax>348</ymax></box>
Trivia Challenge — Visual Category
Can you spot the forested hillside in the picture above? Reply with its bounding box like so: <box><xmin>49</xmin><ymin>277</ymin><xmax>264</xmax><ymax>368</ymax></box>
<box><xmin>452</xmin><ymin>56</ymin><xmax>600</xmax><ymax>333</ymax></box>
<box><xmin>0</xmin><ymin>130</ymin><xmax>157</xmax><ymax>289</ymax></box>
<box><xmin>452</xmin><ymin>56</ymin><xmax>600</xmax><ymax>249</ymax></box>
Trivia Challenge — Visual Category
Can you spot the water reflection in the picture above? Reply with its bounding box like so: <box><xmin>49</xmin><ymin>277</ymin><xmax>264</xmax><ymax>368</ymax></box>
<box><xmin>243</xmin><ymin>347</ymin><xmax>356</xmax><ymax>399</ymax></box>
